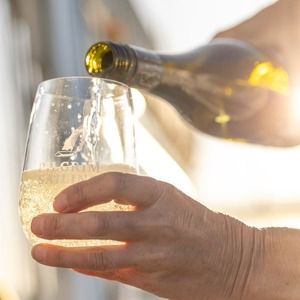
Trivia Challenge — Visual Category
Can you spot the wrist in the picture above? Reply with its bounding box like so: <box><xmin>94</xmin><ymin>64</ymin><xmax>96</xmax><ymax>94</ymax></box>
<box><xmin>216</xmin><ymin>215</ymin><xmax>260</xmax><ymax>299</ymax></box>
<box><xmin>244</xmin><ymin>227</ymin><xmax>300</xmax><ymax>300</ymax></box>
<box><xmin>213</xmin><ymin>215</ymin><xmax>300</xmax><ymax>300</ymax></box>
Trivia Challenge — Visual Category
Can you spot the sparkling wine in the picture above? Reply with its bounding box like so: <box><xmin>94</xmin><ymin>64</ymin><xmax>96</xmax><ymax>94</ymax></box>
<box><xmin>19</xmin><ymin>164</ymin><xmax>136</xmax><ymax>247</ymax></box>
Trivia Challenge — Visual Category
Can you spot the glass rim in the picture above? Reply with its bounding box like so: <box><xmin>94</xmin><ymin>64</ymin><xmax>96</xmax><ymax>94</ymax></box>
<box><xmin>38</xmin><ymin>76</ymin><xmax>130</xmax><ymax>89</ymax></box>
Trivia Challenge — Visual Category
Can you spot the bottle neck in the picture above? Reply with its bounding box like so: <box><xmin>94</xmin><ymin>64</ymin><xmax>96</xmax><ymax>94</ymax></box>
<box><xmin>86</xmin><ymin>42</ymin><xmax>163</xmax><ymax>90</ymax></box>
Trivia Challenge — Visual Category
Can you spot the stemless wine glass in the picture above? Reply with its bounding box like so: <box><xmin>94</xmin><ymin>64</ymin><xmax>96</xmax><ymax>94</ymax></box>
<box><xmin>19</xmin><ymin>77</ymin><xmax>138</xmax><ymax>247</ymax></box>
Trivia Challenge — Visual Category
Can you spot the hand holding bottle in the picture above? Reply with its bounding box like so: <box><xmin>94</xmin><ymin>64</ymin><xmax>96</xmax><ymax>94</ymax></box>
<box><xmin>84</xmin><ymin>1</ymin><xmax>300</xmax><ymax>147</ymax></box>
<box><xmin>215</xmin><ymin>0</ymin><xmax>300</xmax><ymax>86</ymax></box>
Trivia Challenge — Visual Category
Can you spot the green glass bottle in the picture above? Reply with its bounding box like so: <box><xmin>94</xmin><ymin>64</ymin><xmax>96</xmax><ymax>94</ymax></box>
<box><xmin>85</xmin><ymin>39</ymin><xmax>297</xmax><ymax>147</ymax></box>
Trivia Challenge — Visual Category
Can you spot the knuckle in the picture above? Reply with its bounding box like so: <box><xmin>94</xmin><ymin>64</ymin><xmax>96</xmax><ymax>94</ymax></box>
<box><xmin>164</xmin><ymin>181</ymin><xmax>176</xmax><ymax>195</ymax></box>
<box><xmin>87</xmin><ymin>250</ymin><xmax>110</xmax><ymax>271</ymax></box>
<box><xmin>43</xmin><ymin>215</ymin><xmax>61</xmax><ymax>237</ymax></box>
<box><xmin>73</xmin><ymin>182</ymin><xmax>86</xmax><ymax>204</ymax></box>
<box><xmin>55</xmin><ymin>250</ymin><xmax>65</xmax><ymax>266</ymax></box>
<box><xmin>154</xmin><ymin>181</ymin><xmax>175</xmax><ymax>204</ymax></box>
<box><xmin>105</xmin><ymin>172</ymin><xmax>128</xmax><ymax>196</ymax></box>
<box><xmin>85</xmin><ymin>214</ymin><xmax>110</xmax><ymax>237</ymax></box>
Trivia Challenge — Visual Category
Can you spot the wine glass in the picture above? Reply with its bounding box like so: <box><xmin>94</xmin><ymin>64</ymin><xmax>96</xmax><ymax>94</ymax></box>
<box><xmin>19</xmin><ymin>77</ymin><xmax>138</xmax><ymax>247</ymax></box>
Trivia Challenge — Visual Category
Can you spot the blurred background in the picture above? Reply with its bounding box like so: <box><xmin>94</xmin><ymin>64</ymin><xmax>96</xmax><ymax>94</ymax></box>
<box><xmin>2</xmin><ymin>0</ymin><xmax>300</xmax><ymax>299</ymax></box>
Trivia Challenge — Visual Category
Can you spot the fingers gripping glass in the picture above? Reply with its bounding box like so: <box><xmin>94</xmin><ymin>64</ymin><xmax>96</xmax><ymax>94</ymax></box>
<box><xmin>19</xmin><ymin>77</ymin><xmax>138</xmax><ymax>247</ymax></box>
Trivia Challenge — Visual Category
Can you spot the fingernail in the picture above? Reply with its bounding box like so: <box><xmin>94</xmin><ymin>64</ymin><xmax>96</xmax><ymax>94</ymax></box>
<box><xmin>31</xmin><ymin>216</ymin><xmax>43</xmax><ymax>235</ymax></box>
<box><xmin>53</xmin><ymin>193</ymin><xmax>68</xmax><ymax>212</ymax></box>
<box><xmin>31</xmin><ymin>245</ymin><xmax>45</xmax><ymax>262</ymax></box>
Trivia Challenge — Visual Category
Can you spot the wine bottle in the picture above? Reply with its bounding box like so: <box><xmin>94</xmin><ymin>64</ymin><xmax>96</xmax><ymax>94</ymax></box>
<box><xmin>85</xmin><ymin>39</ymin><xmax>298</xmax><ymax>147</ymax></box>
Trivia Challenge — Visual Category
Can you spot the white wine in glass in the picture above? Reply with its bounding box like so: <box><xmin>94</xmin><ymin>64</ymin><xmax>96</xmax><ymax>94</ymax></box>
<box><xmin>19</xmin><ymin>77</ymin><xmax>138</xmax><ymax>247</ymax></box>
